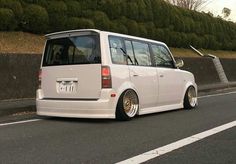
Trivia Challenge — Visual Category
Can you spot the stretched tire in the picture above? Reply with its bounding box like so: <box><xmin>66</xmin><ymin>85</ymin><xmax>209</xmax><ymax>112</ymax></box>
<box><xmin>116</xmin><ymin>89</ymin><xmax>139</xmax><ymax>121</ymax></box>
<box><xmin>184</xmin><ymin>86</ymin><xmax>197</xmax><ymax>109</ymax></box>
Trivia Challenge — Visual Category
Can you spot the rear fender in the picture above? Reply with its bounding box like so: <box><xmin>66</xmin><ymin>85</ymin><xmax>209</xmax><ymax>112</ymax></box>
<box><xmin>115</xmin><ymin>82</ymin><xmax>138</xmax><ymax>105</ymax></box>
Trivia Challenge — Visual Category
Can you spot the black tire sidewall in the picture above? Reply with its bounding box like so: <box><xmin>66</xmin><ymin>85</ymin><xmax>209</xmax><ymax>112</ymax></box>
<box><xmin>184</xmin><ymin>86</ymin><xmax>196</xmax><ymax>109</ymax></box>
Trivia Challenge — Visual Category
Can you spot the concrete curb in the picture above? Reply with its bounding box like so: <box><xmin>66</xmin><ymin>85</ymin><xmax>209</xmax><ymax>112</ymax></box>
<box><xmin>0</xmin><ymin>82</ymin><xmax>236</xmax><ymax>117</ymax></box>
<box><xmin>0</xmin><ymin>98</ymin><xmax>35</xmax><ymax>117</ymax></box>
<box><xmin>198</xmin><ymin>82</ymin><xmax>236</xmax><ymax>92</ymax></box>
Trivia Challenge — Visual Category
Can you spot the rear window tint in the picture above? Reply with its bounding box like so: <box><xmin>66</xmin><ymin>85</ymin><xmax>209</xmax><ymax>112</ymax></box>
<box><xmin>43</xmin><ymin>35</ymin><xmax>100</xmax><ymax>66</ymax></box>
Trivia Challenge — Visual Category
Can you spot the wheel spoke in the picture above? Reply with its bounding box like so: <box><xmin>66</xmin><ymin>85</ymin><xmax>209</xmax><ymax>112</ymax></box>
<box><xmin>123</xmin><ymin>90</ymin><xmax>138</xmax><ymax>117</ymax></box>
<box><xmin>188</xmin><ymin>87</ymin><xmax>197</xmax><ymax>107</ymax></box>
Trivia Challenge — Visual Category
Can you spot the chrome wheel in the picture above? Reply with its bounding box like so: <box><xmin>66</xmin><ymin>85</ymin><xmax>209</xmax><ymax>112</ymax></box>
<box><xmin>184</xmin><ymin>86</ymin><xmax>197</xmax><ymax>109</ymax></box>
<box><xmin>188</xmin><ymin>86</ymin><xmax>197</xmax><ymax>107</ymax></box>
<box><xmin>122</xmin><ymin>90</ymin><xmax>139</xmax><ymax>118</ymax></box>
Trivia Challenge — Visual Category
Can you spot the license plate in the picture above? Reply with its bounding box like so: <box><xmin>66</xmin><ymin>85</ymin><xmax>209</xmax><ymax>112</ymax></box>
<box><xmin>58</xmin><ymin>81</ymin><xmax>76</xmax><ymax>93</ymax></box>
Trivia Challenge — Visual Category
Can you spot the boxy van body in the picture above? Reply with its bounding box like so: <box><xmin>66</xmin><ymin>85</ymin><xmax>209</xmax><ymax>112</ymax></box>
<box><xmin>36</xmin><ymin>29</ymin><xmax>197</xmax><ymax>120</ymax></box>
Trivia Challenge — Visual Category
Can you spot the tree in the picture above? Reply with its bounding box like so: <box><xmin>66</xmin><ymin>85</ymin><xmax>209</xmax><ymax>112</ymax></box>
<box><xmin>165</xmin><ymin>0</ymin><xmax>207</xmax><ymax>11</ymax></box>
<box><xmin>222</xmin><ymin>7</ymin><xmax>231</xmax><ymax>19</ymax></box>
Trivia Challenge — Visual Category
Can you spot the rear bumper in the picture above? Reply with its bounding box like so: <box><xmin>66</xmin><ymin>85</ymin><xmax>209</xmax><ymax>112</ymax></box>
<box><xmin>36</xmin><ymin>89</ymin><xmax>117</xmax><ymax>119</ymax></box>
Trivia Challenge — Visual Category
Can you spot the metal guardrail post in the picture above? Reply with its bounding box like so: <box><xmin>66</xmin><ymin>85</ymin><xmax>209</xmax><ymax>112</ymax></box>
<box><xmin>190</xmin><ymin>46</ymin><xmax>229</xmax><ymax>84</ymax></box>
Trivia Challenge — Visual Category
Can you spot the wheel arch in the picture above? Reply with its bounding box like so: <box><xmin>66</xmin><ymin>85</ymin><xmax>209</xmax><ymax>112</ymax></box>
<box><xmin>115</xmin><ymin>82</ymin><xmax>139</xmax><ymax>103</ymax></box>
<box><xmin>115</xmin><ymin>83</ymin><xmax>140</xmax><ymax>120</ymax></box>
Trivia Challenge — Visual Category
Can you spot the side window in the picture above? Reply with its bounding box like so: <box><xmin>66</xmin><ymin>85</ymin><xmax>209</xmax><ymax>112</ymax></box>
<box><xmin>132</xmin><ymin>41</ymin><xmax>152</xmax><ymax>66</ymax></box>
<box><xmin>124</xmin><ymin>40</ymin><xmax>135</xmax><ymax>65</ymax></box>
<box><xmin>109</xmin><ymin>36</ymin><xmax>126</xmax><ymax>65</ymax></box>
<box><xmin>151</xmin><ymin>44</ymin><xmax>174</xmax><ymax>68</ymax></box>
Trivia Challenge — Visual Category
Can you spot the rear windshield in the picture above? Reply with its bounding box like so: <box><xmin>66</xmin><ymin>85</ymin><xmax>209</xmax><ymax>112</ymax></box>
<box><xmin>43</xmin><ymin>34</ymin><xmax>101</xmax><ymax>66</ymax></box>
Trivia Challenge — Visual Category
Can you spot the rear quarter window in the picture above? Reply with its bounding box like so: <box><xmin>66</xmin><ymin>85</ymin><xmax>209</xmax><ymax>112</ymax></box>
<box><xmin>109</xmin><ymin>36</ymin><xmax>127</xmax><ymax>65</ymax></box>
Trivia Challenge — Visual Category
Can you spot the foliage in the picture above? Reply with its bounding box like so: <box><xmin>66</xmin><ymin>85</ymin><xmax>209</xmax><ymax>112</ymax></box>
<box><xmin>0</xmin><ymin>0</ymin><xmax>23</xmax><ymax>20</ymax></box>
<box><xmin>22</xmin><ymin>4</ymin><xmax>49</xmax><ymax>33</ymax></box>
<box><xmin>46</xmin><ymin>1</ymin><xmax>67</xmax><ymax>31</ymax></box>
<box><xmin>65</xmin><ymin>17</ymin><xmax>94</xmax><ymax>30</ymax></box>
<box><xmin>0</xmin><ymin>0</ymin><xmax>236</xmax><ymax>51</ymax></box>
<box><xmin>0</xmin><ymin>8</ymin><xmax>17</xmax><ymax>30</ymax></box>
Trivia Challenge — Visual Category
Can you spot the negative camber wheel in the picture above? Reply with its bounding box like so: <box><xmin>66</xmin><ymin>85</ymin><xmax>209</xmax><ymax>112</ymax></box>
<box><xmin>116</xmin><ymin>90</ymin><xmax>139</xmax><ymax>121</ymax></box>
<box><xmin>184</xmin><ymin>86</ymin><xmax>197</xmax><ymax>109</ymax></box>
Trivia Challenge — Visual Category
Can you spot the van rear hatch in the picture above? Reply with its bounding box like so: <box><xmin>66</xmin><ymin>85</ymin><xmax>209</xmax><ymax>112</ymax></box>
<box><xmin>41</xmin><ymin>31</ymin><xmax>101</xmax><ymax>99</ymax></box>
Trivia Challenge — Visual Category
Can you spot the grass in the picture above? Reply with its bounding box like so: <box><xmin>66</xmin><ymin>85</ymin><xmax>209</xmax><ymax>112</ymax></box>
<box><xmin>0</xmin><ymin>32</ymin><xmax>45</xmax><ymax>54</ymax></box>
<box><xmin>1</xmin><ymin>32</ymin><xmax>236</xmax><ymax>58</ymax></box>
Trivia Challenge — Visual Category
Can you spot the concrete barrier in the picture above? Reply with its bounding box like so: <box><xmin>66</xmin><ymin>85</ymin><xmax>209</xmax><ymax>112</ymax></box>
<box><xmin>0</xmin><ymin>53</ymin><xmax>41</xmax><ymax>100</ymax></box>
<box><xmin>220</xmin><ymin>58</ymin><xmax>236</xmax><ymax>82</ymax></box>
<box><xmin>0</xmin><ymin>53</ymin><xmax>235</xmax><ymax>100</ymax></box>
<box><xmin>180</xmin><ymin>57</ymin><xmax>221</xmax><ymax>85</ymax></box>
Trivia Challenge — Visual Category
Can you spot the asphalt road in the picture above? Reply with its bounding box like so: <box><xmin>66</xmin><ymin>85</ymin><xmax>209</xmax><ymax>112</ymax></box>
<box><xmin>0</xmin><ymin>92</ymin><xmax>235</xmax><ymax>164</ymax></box>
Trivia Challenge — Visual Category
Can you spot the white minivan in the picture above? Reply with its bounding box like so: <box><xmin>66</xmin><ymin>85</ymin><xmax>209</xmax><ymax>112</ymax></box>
<box><xmin>36</xmin><ymin>29</ymin><xmax>197</xmax><ymax>120</ymax></box>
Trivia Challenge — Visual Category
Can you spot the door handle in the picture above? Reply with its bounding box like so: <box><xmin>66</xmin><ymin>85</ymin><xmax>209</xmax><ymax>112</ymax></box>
<box><xmin>160</xmin><ymin>74</ymin><xmax>164</xmax><ymax>78</ymax></box>
<box><xmin>133</xmin><ymin>74</ymin><xmax>139</xmax><ymax>77</ymax></box>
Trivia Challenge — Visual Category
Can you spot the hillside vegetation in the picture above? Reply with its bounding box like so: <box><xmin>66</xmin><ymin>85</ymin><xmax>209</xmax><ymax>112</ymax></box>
<box><xmin>1</xmin><ymin>32</ymin><xmax>236</xmax><ymax>59</ymax></box>
<box><xmin>0</xmin><ymin>0</ymin><xmax>236</xmax><ymax>51</ymax></box>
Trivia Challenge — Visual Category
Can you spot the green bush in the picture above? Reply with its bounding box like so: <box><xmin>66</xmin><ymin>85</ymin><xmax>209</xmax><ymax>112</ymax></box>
<box><xmin>125</xmin><ymin>19</ymin><xmax>139</xmax><ymax>36</ymax></box>
<box><xmin>0</xmin><ymin>0</ymin><xmax>235</xmax><ymax>51</ymax></box>
<box><xmin>138</xmin><ymin>24</ymin><xmax>147</xmax><ymax>37</ymax></box>
<box><xmin>22</xmin><ymin>4</ymin><xmax>49</xmax><ymax>33</ymax></box>
<box><xmin>65</xmin><ymin>0</ymin><xmax>81</xmax><ymax>17</ymax></box>
<box><xmin>0</xmin><ymin>8</ymin><xmax>17</xmax><ymax>30</ymax></box>
<box><xmin>92</xmin><ymin>11</ymin><xmax>110</xmax><ymax>30</ymax></box>
<box><xmin>47</xmin><ymin>1</ymin><xmax>67</xmax><ymax>31</ymax></box>
<box><xmin>110</xmin><ymin>21</ymin><xmax>128</xmax><ymax>34</ymax></box>
<box><xmin>0</xmin><ymin>0</ymin><xmax>23</xmax><ymax>21</ymax></box>
<box><xmin>65</xmin><ymin>17</ymin><xmax>94</xmax><ymax>30</ymax></box>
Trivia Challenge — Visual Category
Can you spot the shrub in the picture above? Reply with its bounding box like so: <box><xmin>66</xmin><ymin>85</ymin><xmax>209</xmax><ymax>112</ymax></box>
<box><xmin>0</xmin><ymin>0</ymin><xmax>23</xmax><ymax>21</ymax></box>
<box><xmin>138</xmin><ymin>24</ymin><xmax>147</xmax><ymax>37</ymax></box>
<box><xmin>22</xmin><ymin>4</ymin><xmax>49</xmax><ymax>33</ymax></box>
<box><xmin>125</xmin><ymin>19</ymin><xmax>139</xmax><ymax>36</ymax></box>
<box><xmin>65</xmin><ymin>0</ymin><xmax>81</xmax><ymax>17</ymax></box>
<box><xmin>65</xmin><ymin>17</ymin><xmax>94</xmax><ymax>30</ymax></box>
<box><xmin>0</xmin><ymin>8</ymin><xmax>17</xmax><ymax>30</ymax></box>
<box><xmin>47</xmin><ymin>1</ymin><xmax>67</xmax><ymax>31</ymax></box>
<box><xmin>92</xmin><ymin>11</ymin><xmax>110</xmax><ymax>30</ymax></box>
<box><xmin>109</xmin><ymin>21</ymin><xmax>128</xmax><ymax>34</ymax></box>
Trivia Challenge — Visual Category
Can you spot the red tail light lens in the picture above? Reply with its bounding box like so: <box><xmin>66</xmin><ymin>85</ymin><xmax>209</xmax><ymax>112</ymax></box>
<box><xmin>38</xmin><ymin>69</ymin><xmax>42</xmax><ymax>89</ymax></box>
<box><xmin>102</xmin><ymin>66</ymin><xmax>112</xmax><ymax>88</ymax></box>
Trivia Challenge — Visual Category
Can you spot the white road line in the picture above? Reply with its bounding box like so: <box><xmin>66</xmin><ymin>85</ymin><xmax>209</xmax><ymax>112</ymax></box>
<box><xmin>0</xmin><ymin>91</ymin><xmax>235</xmax><ymax>127</ymax></box>
<box><xmin>0</xmin><ymin>119</ymin><xmax>42</xmax><ymax>127</ymax></box>
<box><xmin>198</xmin><ymin>91</ymin><xmax>236</xmax><ymax>99</ymax></box>
<box><xmin>116</xmin><ymin>120</ymin><xmax>236</xmax><ymax>164</ymax></box>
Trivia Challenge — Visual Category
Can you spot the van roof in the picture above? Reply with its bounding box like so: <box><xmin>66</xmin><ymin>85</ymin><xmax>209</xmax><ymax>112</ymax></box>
<box><xmin>45</xmin><ymin>29</ymin><xmax>166</xmax><ymax>46</ymax></box>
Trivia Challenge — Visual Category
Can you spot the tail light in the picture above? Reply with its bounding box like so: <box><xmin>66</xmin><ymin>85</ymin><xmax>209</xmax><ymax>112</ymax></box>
<box><xmin>101</xmin><ymin>66</ymin><xmax>112</xmax><ymax>88</ymax></box>
<box><xmin>38</xmin><ymin>69</ymin><xmax>42</xmax><ymax>89</ymax></box>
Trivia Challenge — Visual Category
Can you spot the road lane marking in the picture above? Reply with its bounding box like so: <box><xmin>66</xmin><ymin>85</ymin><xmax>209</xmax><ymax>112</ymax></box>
<box><xmin>0</xmin><ymin>119</ymin><xmax>42</xmax><ymax>127</ymax></box>
<box><xmin>198</xmin><ymin>91</ymin><xmax>236</xmax><ymax>99</ymax></box>
<box><xmin>0</xmin><ymin>91</ymin><xmax>235</xmax><ymax>127</ymax></box>
<box><xmin>116</xmin><ymin>120</ymin><xmax>236</xmax><ymax>164</ymax></box>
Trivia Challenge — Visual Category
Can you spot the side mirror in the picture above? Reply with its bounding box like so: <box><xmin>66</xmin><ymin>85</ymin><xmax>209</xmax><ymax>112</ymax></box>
<box><xmin>175</xmin><ymin>59</ymin><xmax>184</xmax><ymax>68</ymax></box>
